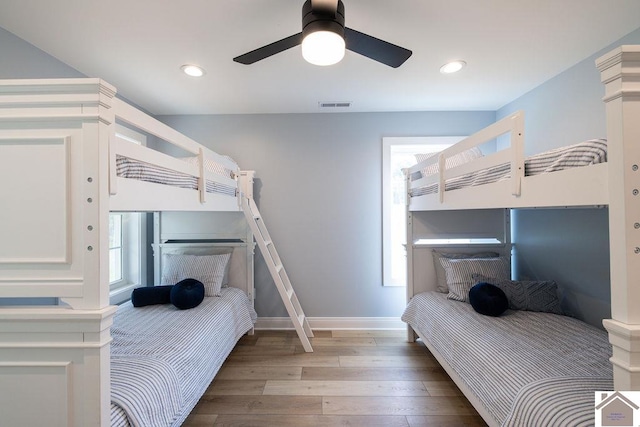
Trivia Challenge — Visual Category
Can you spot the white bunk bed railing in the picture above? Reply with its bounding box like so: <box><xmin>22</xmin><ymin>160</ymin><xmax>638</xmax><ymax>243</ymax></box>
<box><xmin>407</xmin><ymin>110</ymin><xmax>525</xmax><ymax>204</ymax></box>
<box><xmin>111</xmin><ymin>98</ymin><xmax>241</xmax><ymax>209</ymax></box>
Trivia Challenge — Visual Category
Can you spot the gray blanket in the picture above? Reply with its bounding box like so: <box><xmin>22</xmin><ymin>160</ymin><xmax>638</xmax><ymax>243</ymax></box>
<box><xmin>402</xmin><ymin>291</ymin><xmax>612</xmax><ymax>426</ymax></box>
<box><xmin>110</xmin><ymin>287</ymin><xmax>257</xmax><ymax>427</ymax></box>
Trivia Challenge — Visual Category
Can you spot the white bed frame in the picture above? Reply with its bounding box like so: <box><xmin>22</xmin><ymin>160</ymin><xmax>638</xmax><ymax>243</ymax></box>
<box><xmin>153</xmin><ymin>211</ymin><xmax>256</xmax><ymax>295</ymax></box>
<box><xmin>405</xmin><ymin>44</ymin><xmax>640</xmax><ymax>406</ymax></box>
<box><xmin>0</xmin><ymin>79</ymin><xmax>255</xmax><ymax>426</ymax></box>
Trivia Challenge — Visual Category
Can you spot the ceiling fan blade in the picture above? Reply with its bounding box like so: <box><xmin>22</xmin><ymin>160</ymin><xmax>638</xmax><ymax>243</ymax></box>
<box><xmin>344</xmin><ymin>27</ymin><xmax>412</xmax><ymax>68</ymax></box>
<box><xmin>234</xmin><ymin>32</ymin><xmax>304</xmax><ymax>65</ymax></box>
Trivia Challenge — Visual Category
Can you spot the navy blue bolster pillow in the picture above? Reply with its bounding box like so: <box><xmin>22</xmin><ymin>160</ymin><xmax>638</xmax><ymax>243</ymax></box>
<box><xmin>469</xmin><ymin>282</ymin><xmax>508</xmax><ymax>317</ymax></box>
<box><xmin>170</xmin><ymin>278</ymin><xmax>205</xmax><ymax>310</ymax></box>
<box><xmin>131</xmin><ymin>285</ymin><xmax>173</xmax><ymax>307</ymax></box>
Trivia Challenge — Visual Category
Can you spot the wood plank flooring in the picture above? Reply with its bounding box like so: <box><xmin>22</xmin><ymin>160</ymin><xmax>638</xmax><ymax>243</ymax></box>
<box><xmin>183</xmin><ymin>330</ymin><xmax>487</xmax><ymax>427</ymax></box>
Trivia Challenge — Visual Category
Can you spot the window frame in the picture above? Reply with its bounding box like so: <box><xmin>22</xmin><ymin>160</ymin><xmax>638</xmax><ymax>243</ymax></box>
<box><xmin>109</xmin><ymin>212</ymin><xmax>146</xmax><ymax>305</ymax></box>
<box><xmin>381</xmin><ymin>136</ymin><xmax>465</xmax><ymax>287</ymax></box>
<box><xmin>109</xmin><ymin>214</ymin><xmax>124</xmax><ymax>285</ymax></box>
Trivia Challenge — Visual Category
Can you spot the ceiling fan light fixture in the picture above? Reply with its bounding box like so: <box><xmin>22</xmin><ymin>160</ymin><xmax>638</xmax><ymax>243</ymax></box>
<box><xmin>440</xmin><ymin>60</ymin><xmax>467</xmax><ymax>74</ymax></box>
<box><xmin>232</xmin><ymin>0</ymin><xmax>412</xmax><ymax>68</ymax></box>
<box><xmin>181</xmin><ymin>64</ymin><xmax>205</xmax><ymax>77</ymax></box>
<box><xmin>302</xmin><ymin>30</ymin><xmax>345</xmax><ymax>66</ymax></box>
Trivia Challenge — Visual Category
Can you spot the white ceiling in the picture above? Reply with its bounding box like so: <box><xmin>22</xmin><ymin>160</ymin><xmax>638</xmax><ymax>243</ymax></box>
<box><xmin>1</xmin><ymin>0</ymin><xmax>639</xmax><ymax>115</ymax></box>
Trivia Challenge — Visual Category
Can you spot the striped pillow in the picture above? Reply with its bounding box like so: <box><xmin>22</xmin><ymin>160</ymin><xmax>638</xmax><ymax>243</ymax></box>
<box><xmin>432</xmin><ymin>250</ymin><xmax>500</xmax><ymax>293</ymax></box>
<box><xmin>472</xmin><ymin>274</ymin><xmax>563</xmax><ymax>314</ymax></box>
<box><xmin>161</xmin><ymin>253</ymin><xmax>231</xmax><ymax>297</ymax></box>
<box><xmin>439</xmin><ymin>256</ymin><xmax>510</xmax><ymax>302</ymax></box>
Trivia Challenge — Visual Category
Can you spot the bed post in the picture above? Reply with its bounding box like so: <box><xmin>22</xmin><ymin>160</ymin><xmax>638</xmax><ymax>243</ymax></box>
<box><xmin>405</xmin><ymin>168</ymin><xmax>417</xmax><ymax>342</ymax></box>
<box><xmin>239</xmin><ymin>170</ymin><xmax>256</xmax><ymax>312</ymax></box>
<box><xmin>0</xmin><ymin>79</ymin><xmax>117</xmax><ymax>425</ymax></box>
<box><xmin>597</xmin><ymin>46</ymin><xmax>640</xmax><ymax>391</ymax></box>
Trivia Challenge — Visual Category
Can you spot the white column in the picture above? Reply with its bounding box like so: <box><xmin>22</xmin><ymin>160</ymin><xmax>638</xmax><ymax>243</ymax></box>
<box><xmin>597</xmin><ymin>45</ymin><xmax>640</xmax><ymax>390</ymax></box>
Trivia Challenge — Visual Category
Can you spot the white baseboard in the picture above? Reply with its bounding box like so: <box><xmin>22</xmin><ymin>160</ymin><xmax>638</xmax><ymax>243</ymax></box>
<box><xmin>254</xmin><ymin>317</ymin><xmax>405</xmax><ymax>330</ymax></box>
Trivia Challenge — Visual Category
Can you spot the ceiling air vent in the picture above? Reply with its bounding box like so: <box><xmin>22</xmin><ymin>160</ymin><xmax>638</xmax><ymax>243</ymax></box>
<box><xmin>319</xmin><ymin>101</ymin><xmax>352</xmax><ymax>109</ymax></box>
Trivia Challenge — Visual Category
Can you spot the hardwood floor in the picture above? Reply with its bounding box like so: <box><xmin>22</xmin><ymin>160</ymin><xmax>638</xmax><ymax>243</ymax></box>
<box><xmin>183</xmin><ymin>330</ymin><xmax>487</xmax><ymax>427</ymax></box>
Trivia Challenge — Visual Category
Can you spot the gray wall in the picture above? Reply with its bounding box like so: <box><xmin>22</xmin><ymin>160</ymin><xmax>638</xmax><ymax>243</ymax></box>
<box><xmin>157</xmin><ymin>112</ymin><xmax>496</xmax><ymax>317</ymax></box>
<box><xmin>497</xmin><ymin>27</ymin><xmax>640</xmax><ymax>327</ymax></box>
<box><xmin>0</xmin><ymin>26</ymin><xmax>84</xmax><ymax>78</ymax></box>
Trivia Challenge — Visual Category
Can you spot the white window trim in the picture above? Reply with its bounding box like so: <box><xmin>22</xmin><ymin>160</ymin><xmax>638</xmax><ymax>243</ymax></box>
<box><xmin>109</xmin><ymin>213</ymin><xmax>147</xmax><ymax>305</ymax></box>
<box><xmin>382</xmin><ymin>136</ymin><xmax>465</xmax><ymax>287</ymax></box>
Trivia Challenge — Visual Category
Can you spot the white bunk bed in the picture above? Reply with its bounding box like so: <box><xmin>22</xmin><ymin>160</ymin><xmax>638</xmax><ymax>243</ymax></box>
<box><xmin>0</xmin><ymin>78</ymin><xmax>257</xmax><ymax>426</ymax></box>
<box><xmin>402</xmin><ymin>45</ymin><xmax>640</xmax><ymax>426</ymax></box>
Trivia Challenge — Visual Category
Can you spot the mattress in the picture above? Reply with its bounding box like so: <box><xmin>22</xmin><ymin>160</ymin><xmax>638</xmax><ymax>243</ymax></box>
<box><xmin>116</xmin><ymin>155</ymin><xmax>237</xmax><ymax>197</ymax></box>
<box><xmin>410</xmin><ymin>138</ymin><xmax>607</xmax><ymax>197</ymax></box>
<box><xmin>401</xmin><ymin>291</ymin><xmax>612</xmax><ymax>426</ymax></box>
<box><xmin>109</xmin><ymin>287</ymin><xmax>257</xmax><ymax>427</ymax></box>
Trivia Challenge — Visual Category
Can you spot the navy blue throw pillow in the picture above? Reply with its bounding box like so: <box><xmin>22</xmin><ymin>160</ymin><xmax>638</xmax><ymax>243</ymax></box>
<box><xmin>170</xmin><ymin>278</ymin><xmax>205</xmax><ymax>310</ymax></box>
<box><xmin>131</xmin><ymin>285</ymin><xmax>172</xmax><ymax>307</ymax></box>
<box><xmin>469</xmin><ymin>282</ymin><xmax>508</xmax><ymax>317</ymax></box>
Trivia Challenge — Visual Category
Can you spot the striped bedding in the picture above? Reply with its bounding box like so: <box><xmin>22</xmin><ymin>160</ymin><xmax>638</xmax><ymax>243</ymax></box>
<box><xmin>110</xmin><ymin>287</ymin><xmax>257</xmax><ymax>427</ymax></box>
<box><xmin>116</xmin><ymin>155</ymin><xmax>237</xmax><ymax>197</ymax></box>
<box><xmin>410</xmin><ymin>138</ymin><xmax>607</xmax><ymax>197</ymax></box>
<box><xmin>401</xmin><ymin>292</ymin><xmax>612</xmax><ymax>426</ymax></box>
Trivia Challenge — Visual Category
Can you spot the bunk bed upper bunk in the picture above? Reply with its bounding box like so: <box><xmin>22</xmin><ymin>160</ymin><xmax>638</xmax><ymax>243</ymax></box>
<box><xmin>406</xmin><ymin>110</ymin><xmax>609</xmax><ymax>211</ymax></box>
<box><xmin>0</xmin><ymin>78</ymin><xmax>257</xmax><ymax>426</ymax></box>
<box><xmin>110</xmin><ymin>92</ymin><xmax>250</xmax><ymax>213</ymax></box>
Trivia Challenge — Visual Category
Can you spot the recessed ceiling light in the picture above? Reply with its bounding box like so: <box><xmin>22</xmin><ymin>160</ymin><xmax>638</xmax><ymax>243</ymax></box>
<box><xmin>440</xmin><ymin>60</ymin><xmax>466</xmax><ymax>74</ymax></box>
<box><xmin>181</xmin><ymin>64</ymin><xmax>205</xmax><ymax>77</ymax></box>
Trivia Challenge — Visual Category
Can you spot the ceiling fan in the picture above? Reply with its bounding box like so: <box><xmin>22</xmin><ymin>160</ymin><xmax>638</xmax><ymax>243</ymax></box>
<box><xmin>233</xmin><ymin>0</ymin><xmax>412</xmax><ymax>68</ymax></box>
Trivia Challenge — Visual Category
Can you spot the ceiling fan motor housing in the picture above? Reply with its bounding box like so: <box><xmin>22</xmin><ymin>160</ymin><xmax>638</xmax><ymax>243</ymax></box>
<box><xmin>302</xmin><ymin>0</ymin><xmax>345</xmax><ymax>39</ymax></box>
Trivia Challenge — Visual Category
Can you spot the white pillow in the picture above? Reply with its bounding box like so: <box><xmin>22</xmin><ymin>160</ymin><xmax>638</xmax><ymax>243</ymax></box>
<box><xmin>161</xmin><ymin>253</ymin><xmax>231</xmax><ymax>297</ymax></box>
<box><xmin>415</xmin><ymin>147</ymin><xmax>483</xmax><ymax>177</ymax></box>
<box><xmin>439</xmin><ymin>256</ymin><xmax>510</xmax><ymax>302</ymax></box>
<box><xmin>181</xmin><ymin>155</ymin><xmax>236</xmax><ymax>178</ymax></box>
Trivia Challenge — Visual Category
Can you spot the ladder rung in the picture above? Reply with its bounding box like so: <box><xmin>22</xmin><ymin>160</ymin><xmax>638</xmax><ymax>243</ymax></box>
<box><xmin>275</xmin><ymin>264</ymin><xmax>283</xmax><ymax>273</ymax></box>
<box><xmin>297</xmin><ymin>313</ymin><xmax>306</xmax><ymax>327</ymax></box>
<box><xmin>287</xmin><ymin>288</ymin><xmax>294</xmax><ymax>300</ymax></box>
<box><xmin>264</xmin><ymin>240</ymin><xmax>272</xmax><ymax>246</ymax></box>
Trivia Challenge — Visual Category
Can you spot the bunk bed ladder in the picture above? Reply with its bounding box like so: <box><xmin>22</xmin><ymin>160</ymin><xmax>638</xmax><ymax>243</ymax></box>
<box><xmin>241</xmin><ymin>197</ymin><xmax>314</xmax><ymax>352</ymax></box>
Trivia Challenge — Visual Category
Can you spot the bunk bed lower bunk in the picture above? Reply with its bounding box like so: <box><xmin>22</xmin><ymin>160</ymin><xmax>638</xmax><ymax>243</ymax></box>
<box><xmin>403</xmin><ymin>45</ymin><xmax>640</xmax><ymax>426</ymax></box>
<box><xmin>0</xmin><ymin>78</ymin><xmax>257</xmax><ymax>426</ymax></box>
<box><xmin>403</xmin><ymin>291</ymin><xmax>612</xmax><ymax>426</ymax></box>
<box><xmin>111</xmin><ymin>286</ymin><xmax>257</xmax><ymax>427</ymax></box>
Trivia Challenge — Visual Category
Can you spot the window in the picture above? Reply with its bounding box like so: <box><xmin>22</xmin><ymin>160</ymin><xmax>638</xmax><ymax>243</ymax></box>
<box><xmin>109</xmin><ymin>212</ymin><xmax>145</xmax><ymax>304</ymax></box>
<box><xmin>382</xmin><ymin>137</ymin><xmax>464</xmax><ymax>286</ymax></box>
<box><xmin>109</xmin><ymin>214</ymin><xmax>123</xmax><ymax>283</ymax></box>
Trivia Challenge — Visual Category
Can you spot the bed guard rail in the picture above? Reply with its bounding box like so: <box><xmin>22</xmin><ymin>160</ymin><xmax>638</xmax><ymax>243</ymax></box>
<box><xmin>110</xmin><ymin>98</ymin><xmax>239</xmax><ymax>204</ymax></box>
<box><xmin>407</xmin><ymin>111</ymin><xmax>525</xmax><ymax>203</ymax></box>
